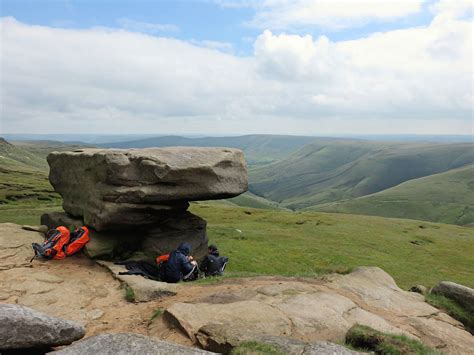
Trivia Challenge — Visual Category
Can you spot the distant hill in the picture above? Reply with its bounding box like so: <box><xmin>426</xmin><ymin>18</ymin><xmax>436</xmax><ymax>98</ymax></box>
<box><xmin>0</xmin><ymin>138</ymin><xmax>91</xmax><ymax>207</ymax></box>
<box><xmin>307</xmin><ymin>165</ymin><xmax>474</xmax><ymax>225</ymax></box>
<box><xmin>249</xmin><ymin>140</ymin><xmax>474</xmax><ymax>211</ymax></box>
<box><xmin>100</xmin><ymin>134</ymin><xmax>319</xmax><ymax>165</ymax></box>
<box><xmin>226</xmin><ymin>191</ymin><xmax>288</xmax><ymax>211</ymax></box>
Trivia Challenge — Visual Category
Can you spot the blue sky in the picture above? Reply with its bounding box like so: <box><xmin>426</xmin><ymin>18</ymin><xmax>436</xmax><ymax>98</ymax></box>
<box><xmin>1</xmin><ymin>0</ymin><xmax>437</xmax><ymax>55</ymax></box>
<box><xmin>0</xmin><ymin>0</ymin><xmax>472</xmax><ymax>135</ymax></box>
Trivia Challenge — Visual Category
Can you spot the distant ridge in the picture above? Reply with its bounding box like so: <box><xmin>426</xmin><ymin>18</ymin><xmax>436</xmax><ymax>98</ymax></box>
<box><xmin>100</xmin><ymin>134</ymin><xmax>320</xmax><ymax>165</ymax></box>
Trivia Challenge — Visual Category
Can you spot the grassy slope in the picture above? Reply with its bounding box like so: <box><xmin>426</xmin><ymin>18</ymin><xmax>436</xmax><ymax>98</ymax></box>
<box><xmin>226</xmin><ymin>192</ymin><xmax>287</xmax><ymax>211</ymax></box>
<box><xmin>0</xmin><ymin>138</ymin><xmax>88</xmax><ymax>222</ymax></box>
<box><xmin>100</xmin><ymin>134</ymin><xmax>319</xmax><ymax>165</ymax></box>
<box><xmin>249</xmin><ymin>140</ymin><xmax>474</xmax><ymax>211</ymax></box>
<box><xmin>189</xmin><ymin>202</ymin><xmax>474</xmax><ymax>289</ymax></box>
<box><xmin>307</xmin><ymin>165</ymin><xmax>474</xmax><ymax>225</ymax></box>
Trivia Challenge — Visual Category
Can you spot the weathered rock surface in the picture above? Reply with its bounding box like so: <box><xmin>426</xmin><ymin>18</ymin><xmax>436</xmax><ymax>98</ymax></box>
<box><xmin>48</xmin><ymin>147</ymin><xmax>247</xmax><ymax>230</ymax></box>
<box><xmin>431</xmin><ymin>281</ymin><xmax>474</xmax><ymax>313</ymax></box>
<box><xmin>0</xmin><ymin>304</ymin><xmax>85</xmax><ymax>350</ymax></box>
<box><xmin>52</xmin><ymin>333</ymin><xmax>212</xmax><ymax>354</ymax></box>
<box><xmin>97</xmin><ymin>261</ymin><xmax>179</xmax><ymax>302</ymax></box>
<box><xmin>41</xmin><ymin>211</ymin><xmax>209</xmax><ymax>260</ymax></box>
<box><xmin>0</xmin><ymin>223</ymin><xmax>162</xmax><ymax>338</ymax></box>
<box><xmin>162</xmin><ymin>268</ymin><xmax>474</xmax><ymax>354</ymax></box>
<box><xmin>195</xmin><ymin>323</ymin><xmax>362</xmax><ymax>354</ymax></box>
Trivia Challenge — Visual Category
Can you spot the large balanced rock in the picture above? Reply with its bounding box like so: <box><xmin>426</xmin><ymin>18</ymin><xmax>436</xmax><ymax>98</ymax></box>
<box><xmin>0</xmin><ymin>304</ymin><xmax>85</xmax><ymax>350</ymax></box>
<box><xmin>431</xmin><ymin>281</ymin><xmax>474</xmax><ymax>313</ymax></box>
<box><xmin>48</xmin><ymin>147</ymin><xmax>247</xmax><ymax>231</ymax></box>
<box><xmin>52</xmin><ymin>333</ymin><xmax>212</xmax><ymax>354</ymax></box>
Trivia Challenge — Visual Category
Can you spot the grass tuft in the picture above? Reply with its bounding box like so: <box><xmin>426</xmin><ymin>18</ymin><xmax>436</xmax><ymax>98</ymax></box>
<box><xmin>150</xmin><ymin>308</ymin><xmax>164</xmax><ymax>321</ymax></box>
<box><xmin>230</xmin><ymin>341</ymin><xmax>285</xmax><ymax>355</ymax></box>
<box><xmin>345</xmin><ymin>324</ymin><xmax>439</xmax><ymax>355</ymax></box>
<box><xmin>124</xmin><ymin>286</ymin><xmax>135</xmax><ymax>302</ymax></box>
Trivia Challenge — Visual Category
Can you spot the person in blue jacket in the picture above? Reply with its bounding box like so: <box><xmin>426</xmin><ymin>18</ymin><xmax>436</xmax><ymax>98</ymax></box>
<box><xmin>160</xmin><ymin>243</ymin><xmax>197</xmax><ymax>283</ymax></box>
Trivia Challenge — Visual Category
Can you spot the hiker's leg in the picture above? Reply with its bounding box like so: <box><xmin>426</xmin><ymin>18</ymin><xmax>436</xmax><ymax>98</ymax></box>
<box><xmin>183</xmin><ymin>265</ymin><xmax>197</xmax><ymax>281</ymax></box>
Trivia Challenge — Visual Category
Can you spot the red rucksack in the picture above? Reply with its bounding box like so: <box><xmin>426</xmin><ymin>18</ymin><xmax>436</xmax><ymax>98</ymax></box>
<box><xmin>65</xmin><ymin>226</ymin><xmax>90</xmax><ymax>256</ymax></box>
<box><xmin>31</xmin><ymin>226</ymin><xmax>90</xmax><ymax>261</ymax></box>
<box><xmin>31</xmin><ymin>226</ymin><xmax>70</xmax><ymax>260</ymax></box>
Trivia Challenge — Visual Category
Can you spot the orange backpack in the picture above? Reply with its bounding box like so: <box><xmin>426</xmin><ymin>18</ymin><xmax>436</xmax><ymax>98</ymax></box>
<box><xmin>65</xmin><ymin>226</ymin><xmax>90</xmax><ymax>256</ymax></box>
<box><xmin>156</xmin><ymin>254</ymin><xmax>170</xmax><ymax>265</ymax></box>
<box><xmin>31</xmin><ymin>226</ymin><xmax>70</xmax><ymax>260</ymax></box>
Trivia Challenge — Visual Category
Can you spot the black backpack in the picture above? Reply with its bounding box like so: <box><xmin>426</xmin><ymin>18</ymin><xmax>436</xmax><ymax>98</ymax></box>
<box><xmin>203</xmin><ymin>255</ymin><xmax>229</xmax><ymax>276</ymax></box>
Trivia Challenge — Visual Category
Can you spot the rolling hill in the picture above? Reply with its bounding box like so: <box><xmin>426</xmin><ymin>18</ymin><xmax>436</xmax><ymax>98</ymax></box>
<box><xmin>0</xmin><ymin>138</ymin><xmax>91</xmax><ymax>211</ymax></box>
<box><xmin>306</xmin><ymin>165</ymin><xmax>474</xmax><ymax>225</ymax></box>
<box><xmin>100</xmin><ymin>134</ymin><xmax>319</xmax><ymax>165</ymax></box>
<box><xmin>249</xmin><ymin>140</ymin><xmax>474</xmax><ymax>211</ymax></box>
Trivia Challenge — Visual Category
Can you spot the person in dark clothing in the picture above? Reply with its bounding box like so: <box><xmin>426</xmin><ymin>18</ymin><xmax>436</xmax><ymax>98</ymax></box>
<box><xmin>200</xmin><ymin>244</ymin><xmax>229</xmax><ymax>277</ymax></box>
<box><xmin>160</xmin><ymin>243</ymin><xmax>197</xmax><ymax>283</ymax></box>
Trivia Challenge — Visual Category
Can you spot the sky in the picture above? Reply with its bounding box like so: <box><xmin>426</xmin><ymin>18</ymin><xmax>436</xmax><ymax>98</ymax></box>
<box><xmin>0</xmin><ymin>0</ymin><xmax>473</xmax><ymax>136</ymax></box>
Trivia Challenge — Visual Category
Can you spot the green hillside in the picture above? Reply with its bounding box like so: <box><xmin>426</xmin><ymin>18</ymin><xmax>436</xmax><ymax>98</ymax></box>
<box><xmin>0</xmin><ymin>138</ymin><xmax>89</xmax><ymax>217</ymax></box>
<box><xmin>101</xmin><ymin>134</ymin><xmax>319</xmax><ymax>165</ymax></box>
<box><xmin>226</xmin><ymin>191</ymin><xmax>287</xmax><ymax>210</ymax></box>
<box><xmin>307</xmin><ymin>165</ymin><xmax>474</xmax><ymax>225</ymax></box>
<box><xmin>249</xmin><ymin>140</ymin><xmax>474</xmax><ymax>211</ymax></box>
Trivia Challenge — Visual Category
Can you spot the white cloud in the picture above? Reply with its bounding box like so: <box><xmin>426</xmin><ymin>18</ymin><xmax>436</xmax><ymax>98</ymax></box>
<box><xmin>116</xmin><ymin>18</ymin><xmax>179</xmax><ymax>34</ymax></box>
<box><xmin>246</xmin><ymin>0</ymin><xmax>426</xmax><ymax>30</ymax></box>
<box><xmin>0</xmin><ymin>6</ymin><xmax>472</xmax><ymax>135</ymax></box>
<box><xmin>190</xmin><ymin>39</ymin><xmax>234</xmax><ymax>53</ymax></box>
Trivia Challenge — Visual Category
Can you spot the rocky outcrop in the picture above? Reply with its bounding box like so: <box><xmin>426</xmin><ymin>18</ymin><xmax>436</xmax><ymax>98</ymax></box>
<box><xmin>42</xmin><ymin>147</ymin><xmax>247</xmax><ymax>259</ymax></box>
<box><xmin>0</xmin><ymin>304</ymin><xmax>85</xmax><ymax>350</ymax></box>
<box><xmin>162</xmin><ymin>268</ymin><xmax>474</xmax><ymax>354</ymax></box>
<box><xmin>52</xmin><ymin>333</ymin><xmax>212</xmax><ymax>354</ymax></box>
<box><xmin>47</xmin><ymin>148</ymin><xmax>247</xmax><ymax>230</ymax></box>
<box><xmin>431</xmin><ymin>281</ymin><xmax>474</xmax><ymax>313</ymax></box>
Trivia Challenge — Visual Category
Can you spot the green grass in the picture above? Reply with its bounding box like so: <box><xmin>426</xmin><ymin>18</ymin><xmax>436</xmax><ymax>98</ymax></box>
<box><xmin>308</xmin><ymin>165</ymin><xmax>474</xmax><ymax>225</ymax></box>
<box><xmin>345</xmin><ymin>325</ymin><xmax>439</xmax><ymax>354</ymax></box>
<box><xmin>190</xmin><ymin>202</ymin><xmax>474</xmax><ymax>290</ymax></box>
<box><xmin>425</xmin><ymin>293</ymin><xmax>473</xmax><ymax>334</ymax></box>
<box><xmin>124</xmin><ymin>285</ymin><xmax>135</xmax><ymax>302</ymax></box>
<box><xmin>230</xmin><ymin>341</ymin><xmax>285</xmax><ymax>355</ymax></box>
<box><xmin>150</xmin><ymin>308</ymin><xmax>164</xmax><ymax>321</ymax></box>
<box><xmin>249</xmin><ymin>140</ymin><xmax>474</xmax><ymax>216</ymax></box>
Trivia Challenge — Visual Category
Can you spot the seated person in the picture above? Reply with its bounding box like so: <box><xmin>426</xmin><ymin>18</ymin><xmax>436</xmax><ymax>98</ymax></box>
<box><xmin>200</xmin><ymin>244</ymin><xmax>229</xmax><ymax>277</ymax></box>
<box><xmin>160</xmin><ymin>243</ymin><xmax>197</xmax><ymax>283</ymax></box>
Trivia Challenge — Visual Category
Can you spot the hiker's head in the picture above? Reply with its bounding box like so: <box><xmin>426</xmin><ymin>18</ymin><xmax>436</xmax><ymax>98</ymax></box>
<box><xmin>208</xmin><ymin>244</ymin><xmax>219</xmax><ymax>255</ymax></box>
<box><xmin>177</xmin><ymin>242</ymin><xmax>192</xmax><ymax>256</ymax></box>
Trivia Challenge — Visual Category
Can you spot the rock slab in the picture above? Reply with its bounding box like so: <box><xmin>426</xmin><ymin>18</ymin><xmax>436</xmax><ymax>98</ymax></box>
<box><xmin>431</xmin><ymin>281</ymin><xmax>474</xmax><ymax>313</ymax></box>
<box><xmin>0</xmin><ymin>304</ymin><xmax>85</xmax><ymax>350</ymax></box>
<box><xmin>48</xmin><ymin>147</ymin><xmax>248</xmax><ymax>230</ymax></box>
<box><xmin>52</xmin><ymin>333</ymin><xmax>212</xmax><ymax>354</ymax></box>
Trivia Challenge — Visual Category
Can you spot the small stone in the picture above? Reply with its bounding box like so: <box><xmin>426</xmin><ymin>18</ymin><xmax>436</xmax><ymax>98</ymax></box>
<box><xmin>409</xmin><ymin>285</ymin><xmax>427</xmax><ymax>294</ymax></box>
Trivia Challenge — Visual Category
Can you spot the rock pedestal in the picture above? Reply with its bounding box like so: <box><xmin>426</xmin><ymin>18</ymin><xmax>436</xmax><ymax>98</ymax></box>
<box><xmin>42</xmin><ymin>147</ymin><xmax>247</xmax><ymax>259</ymax></box>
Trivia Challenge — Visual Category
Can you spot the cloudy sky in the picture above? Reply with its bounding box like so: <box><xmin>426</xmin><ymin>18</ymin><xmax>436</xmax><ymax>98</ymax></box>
<box><xmin>1</xmin><ymin>0</ymin><xmax>472</xmax><ymax>135</ymax></box>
